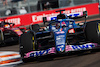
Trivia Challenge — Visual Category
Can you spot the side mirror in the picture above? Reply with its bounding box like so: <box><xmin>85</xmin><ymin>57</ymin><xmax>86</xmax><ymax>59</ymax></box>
<box><xmin>43</xmin><ymin>17</ymin><xmax>47</xmax><ymax>25</ymax></box>
<box><xmin>78</xmin><ymin>22</ymin><xmax>85</xmax><ymax>26</ymax></box>
<box><xmin>83</xmin><ymin>11</ymin><xmax>88</xmax><ymax>17</ymax></box>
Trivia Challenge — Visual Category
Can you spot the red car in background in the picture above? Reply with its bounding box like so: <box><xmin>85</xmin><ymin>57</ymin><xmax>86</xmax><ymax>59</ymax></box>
<box><xmin>0</xmin><ymin>18</ymin><xmax>24</xmax><ymax>45</ymax></box>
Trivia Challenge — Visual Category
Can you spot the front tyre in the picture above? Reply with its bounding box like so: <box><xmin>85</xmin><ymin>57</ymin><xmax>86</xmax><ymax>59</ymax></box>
<box><xmin>19</xmin><ymin>31</ymin><xmax>37</xmax><ymax>62</ymax></box>
<box><xmin>85</xmin><ymin>20</ymin><xmax>100</xmax><ymax>44</ymax></box>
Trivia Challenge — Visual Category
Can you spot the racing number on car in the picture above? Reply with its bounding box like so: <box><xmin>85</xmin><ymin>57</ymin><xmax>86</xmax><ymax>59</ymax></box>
<box><xmin>32</xmin><ymin>36</ymin><xmax>35</xmax><ymax>50</ymax></box>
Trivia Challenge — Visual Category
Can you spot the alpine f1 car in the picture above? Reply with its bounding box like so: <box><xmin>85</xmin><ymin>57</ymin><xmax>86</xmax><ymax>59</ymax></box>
<box><xmin>0</xmin><ymin>18</ymin><xmax>23</xmax><ymax>45</ymax></box>
<box><xmin>20</xmin><ymin>10</ymin><xmax>100</xmax><ymax>62</ymax></box>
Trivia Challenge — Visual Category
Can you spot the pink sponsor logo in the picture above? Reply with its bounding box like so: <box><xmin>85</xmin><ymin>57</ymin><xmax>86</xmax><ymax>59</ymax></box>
<box><xmin>48</xmin><ymin>47</ymin><xmax>56</xmax><ymax>54</ymax></box>
<box><xmin>56</xmin><ymin>31</ymin><xmax>65</xmax><ymax>34</ymax></box>
<box><xmin>65</xmin><ymin>45</ymin><xmax>73</xmax><ymax>52</ymax></box>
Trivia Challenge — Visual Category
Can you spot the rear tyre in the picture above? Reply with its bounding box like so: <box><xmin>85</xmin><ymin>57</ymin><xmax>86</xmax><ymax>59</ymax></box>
<box><xmin>85</xmin><ymin>20</ymin><xmax>100</xmax><ymax>44</ymax></box>
<box><xmin>29</xmin><ymin>24</ymin><xmax>40</xmax><ymax>32</ymax></box>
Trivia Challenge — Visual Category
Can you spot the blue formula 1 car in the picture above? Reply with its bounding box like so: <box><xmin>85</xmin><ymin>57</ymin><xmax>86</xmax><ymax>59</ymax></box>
<box><xmin>19</xmin><ymin>10</ymin><xmax>100</xmax><ymax>62</ymax></box>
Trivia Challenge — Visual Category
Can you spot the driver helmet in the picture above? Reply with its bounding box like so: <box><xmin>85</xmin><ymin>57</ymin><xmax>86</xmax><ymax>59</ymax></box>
<box><xmin>4</xmin><ymin>24</ymin><xmax>10</xmax><ymax>28</ymax></box>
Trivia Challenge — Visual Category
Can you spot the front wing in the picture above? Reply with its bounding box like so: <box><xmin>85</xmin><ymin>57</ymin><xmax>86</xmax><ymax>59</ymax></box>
<box><xmin>24</xmin><ymin>43</ymin><xmax>100</xmax><ymax>58</ymax></box>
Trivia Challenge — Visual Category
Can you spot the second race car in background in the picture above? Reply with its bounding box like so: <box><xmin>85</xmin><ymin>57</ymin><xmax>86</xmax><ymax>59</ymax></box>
<box><xmin>19</xmin><ymin>10</ymin><xmax>100</xmax><ymax>62</ymax></box>
<box><xmin>0</xmin><ymin>18</ymin><xmax>25</xmax><ymax>45</ymax></box>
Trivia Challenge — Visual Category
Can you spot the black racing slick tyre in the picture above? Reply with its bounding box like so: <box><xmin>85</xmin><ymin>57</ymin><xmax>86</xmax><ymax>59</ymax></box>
<box><xmin>19</xmin><ymin>31</ymin><xmax>37</xmax><ymax>62</ymax></box>
<box><xmin>85</xmin><ymin>20</ymin><xmax>100</xmax><ymax>44</ymax></box>
<box><xmin>0</xmin><ymin>30</ymin><xmax>3</xmax><ymax>44</ymax></box>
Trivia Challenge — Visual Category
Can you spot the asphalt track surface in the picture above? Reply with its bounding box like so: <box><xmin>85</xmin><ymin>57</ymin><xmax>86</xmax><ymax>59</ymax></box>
<box><xmin>0</xmin><ymin>15</ymin><xmax>100</xmax><ymax>67</ymax></box>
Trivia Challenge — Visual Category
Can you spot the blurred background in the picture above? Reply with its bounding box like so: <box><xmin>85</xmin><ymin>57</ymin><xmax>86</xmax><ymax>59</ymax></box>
<box><xmin>0</xmin><ymin>0</ymin><xmax>99</xmax><ymax>17</ymax></box>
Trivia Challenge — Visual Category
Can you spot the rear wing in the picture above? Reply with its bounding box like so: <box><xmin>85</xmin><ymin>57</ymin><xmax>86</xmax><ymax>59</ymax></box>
<box><xmin>43</xmin><ymin>16</ymin><xmax>58</xmax><ymax>25</ymax></box>
<box><xmin>43</xmin><ymin>11</ymin><xmax>88</xmax><ymax>25</ymax></box>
